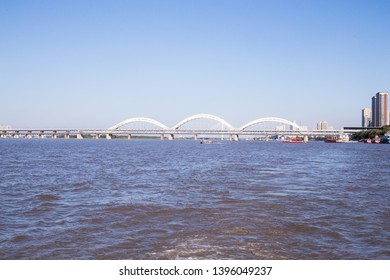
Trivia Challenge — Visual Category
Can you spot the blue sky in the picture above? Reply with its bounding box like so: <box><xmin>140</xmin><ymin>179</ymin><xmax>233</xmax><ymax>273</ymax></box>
<box><xmin>1</xmin><ymin>0</ymin><xmax>389</xmax><ymax>129</ymax></box>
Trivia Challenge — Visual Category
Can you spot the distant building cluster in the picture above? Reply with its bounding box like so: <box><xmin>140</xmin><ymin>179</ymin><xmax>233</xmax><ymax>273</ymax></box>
<box><xmin>362</xmin><ymin>91</ymin><xmax>389</xmax><ymax>127</ymax></box>
<box><xmin>0</xmin><ymin>125</ymin><xmax>11</xmax><ymax>130</ymax></box>
<box><xmin>275</xmin><ymin>121</ymin><xmax>307</xmax><ymax>131</ymax></box>
<box><xmin>316</xmin><ymin>121</ymin><xmax>329</xmax><ymax>130</ymax></box>
<box><xmin>315</xmin><ymin>121</ymin><xmax>334</xmax><ymax>131</ymax></box>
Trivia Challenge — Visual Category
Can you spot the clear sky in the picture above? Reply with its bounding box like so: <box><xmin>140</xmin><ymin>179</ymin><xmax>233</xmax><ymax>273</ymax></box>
<box><xmin>1</xmin><ymin>0</ymin><xmax>389</xmax><ymax>129</ymax></box>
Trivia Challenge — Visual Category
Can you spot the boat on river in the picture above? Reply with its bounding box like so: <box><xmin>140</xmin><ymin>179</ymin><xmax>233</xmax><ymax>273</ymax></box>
<box><xmin>200</xmin><ymin>139</ymin><xmax>213</xmax><ymax>144</ymax></box>
<box><xmin>365</xmin><ymin>135</ymin><xmax>381</xmax><ymax>144</ymax></box>
<box><xmin>325</xmin><ymin>137</ymin><xmax>344</xmax><ymax>143</ymax></box>
<box><xmin>282</xmin><ymin>137</ymin><xmax>306</xmax><ymax>143</ymax></box>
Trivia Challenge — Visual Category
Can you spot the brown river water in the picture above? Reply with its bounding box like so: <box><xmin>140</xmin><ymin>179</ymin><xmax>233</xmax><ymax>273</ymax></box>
<box><xmin>0</xmin><ymin>139</ymin><xmax>389</xmax><ymax>259</ymax></box>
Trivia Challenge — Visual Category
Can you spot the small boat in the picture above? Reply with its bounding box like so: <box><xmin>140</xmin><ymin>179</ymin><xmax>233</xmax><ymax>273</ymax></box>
<box><xmin>324</xmin><ymin>138</ymin><xmax>337</xmax><ymax>143</ymax></box>
<box><xmin>381</xmin><ymin>135</ymin><xmax>390</xmax><ymax>144</ymax></box>
<box><xmin>364</xmin><ymin>136</ymin><xmax>380</xmax><ymax>144</ymax></box>
<box><xmin>325</xmin><ymin>137</ymin><xmax>344</xmax><ymax>143</ymax></box>
<box><xmin>200</xmin><ymin>139</ymin><xmax>213</xmax><ymax>144</ymax></box>
<box><xmin>283</xmin><ymin>137</ymin><xmax>305</xmax><ymax>143</ymax></box>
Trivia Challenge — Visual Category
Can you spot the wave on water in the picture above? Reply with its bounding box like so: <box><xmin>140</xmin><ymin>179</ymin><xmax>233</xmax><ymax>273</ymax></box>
<box><xmin>36</xmin><ymin>194</ymin><xmax>60</xmax><ymax>201</ymax></box>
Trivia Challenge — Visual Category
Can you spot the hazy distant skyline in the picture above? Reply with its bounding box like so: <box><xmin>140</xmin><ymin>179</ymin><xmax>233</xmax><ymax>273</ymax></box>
<box><xmin>1</xmin><ymin>0</ymin><xmax>389</xmax><ymax>129</ymax></box>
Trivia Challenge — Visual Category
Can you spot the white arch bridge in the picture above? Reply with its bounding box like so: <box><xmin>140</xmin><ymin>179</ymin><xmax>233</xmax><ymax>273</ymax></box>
<box><xmin>1</xmin><ymin>114</ymin><xmax>357</xmax><ymax>140</ymax></box>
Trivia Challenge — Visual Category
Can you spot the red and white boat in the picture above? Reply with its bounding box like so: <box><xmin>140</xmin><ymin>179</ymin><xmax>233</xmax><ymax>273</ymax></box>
<box><xmin>325</xmin><ymin>137</ymin><xmax>344</xmax><ymax>143</ymax></box>
<box><xmin>283</xmin><ymin>137</ymin><xmax>305</xmax><ymax>143</ymax></box>
<box><xmin>365</xmin><ymin>136</ymin><xmax>381</xmax><ymax>144</ymax></box>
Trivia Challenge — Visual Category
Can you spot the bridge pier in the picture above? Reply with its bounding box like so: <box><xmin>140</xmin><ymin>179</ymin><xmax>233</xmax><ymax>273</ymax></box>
<box><xmin>128</xmin><ymin>134</ymin><xmax>132</xmax><ymax>140</ymax></box>
<box><xmin>95</xmin><ymin>134</ymin><xmax>100</xmax><ymax>140</ymax></box>
<box><xmin>77</xmin><ymin>133</ymin><xmax>83</xmax><ymax>139</ymax></box>
<box><xmin>160</xmin><ymin>134</ymin><xmax>164</xmax><ymax>140</ymax></box>
<box><xmin>106</xmin><ymin>134</ymin><xmax>112</xmax><ymax>140</ymax></box>
<box><xmin>64</xmin><ymin>133</ymin><xmax>69</xmax><ymax>139</ymax></box>
<box><xmin>194</xmin><ymin>134</ymin><xmax>198</xmax><ymax>140</ymax></box>
<box><xmin>168</xmin><ymin>134</ymin><xmax>174</xmax><ymax>140</ymax></box>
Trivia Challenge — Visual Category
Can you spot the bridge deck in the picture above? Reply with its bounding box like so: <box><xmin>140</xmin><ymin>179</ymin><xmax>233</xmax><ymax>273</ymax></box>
<box><xmin>1</xmin><ymin>128</ymin><xmax>359</xmax><ymax>139</ymax></box>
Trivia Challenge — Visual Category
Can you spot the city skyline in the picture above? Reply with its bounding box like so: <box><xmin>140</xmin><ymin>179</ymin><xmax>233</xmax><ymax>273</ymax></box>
<box><xmin>1</xmin><ymin>0</ymin><xmax>390</xmax><ymax>129</ymax></box>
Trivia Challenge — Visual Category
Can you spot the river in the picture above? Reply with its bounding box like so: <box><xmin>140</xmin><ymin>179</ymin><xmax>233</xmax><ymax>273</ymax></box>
<box><xmin>0</xmin><ymin>139</ymin><xmax>389</xmax><ymax>259</ymax></box>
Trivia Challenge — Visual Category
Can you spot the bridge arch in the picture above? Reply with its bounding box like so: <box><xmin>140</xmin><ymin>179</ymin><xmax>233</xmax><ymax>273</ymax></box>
<box><xmin>239</xmin><ymin>117</ymin><xmax>301</xmax><ymax>131</ymax></box>
<box><xmin>173</xmin><ymin>114</ymin><xmax>235</xmax><ymax>130</ymax></box>
<box><xmin>109</xmin><ymin>117</ymin><xmax>170</xmax><ymax>130</ymax></box>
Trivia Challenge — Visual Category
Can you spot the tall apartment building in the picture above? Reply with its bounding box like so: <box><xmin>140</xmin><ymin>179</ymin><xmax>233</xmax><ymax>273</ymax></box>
<box><xmin>361</xmin><ymin>108</ymin><xmax>371</xmax><ymax>127</ymax></box>
<box><xmin>371</xmin><ymin>92</ymin><xmax>388</xmax><ymax>127</ymax></box>
<box><xmin>316</xmin><ymin>121</ymin><xmax>329</xmax><ymax>130</ymax></box>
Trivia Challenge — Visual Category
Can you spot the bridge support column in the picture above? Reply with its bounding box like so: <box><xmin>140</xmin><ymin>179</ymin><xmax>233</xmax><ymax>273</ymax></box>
<box><xmin>168</xmin><ymin>134</ymin><xmax>174</xmax><ymax>140</ymax></box>
<box><xmin>95</xmin><ymin>134</ymin><xmax>100</xmax><ymax>140</ymax></box>
<box><xmin>106</xmin><ymin>134</ymin><xmax>112</xmax><ymax>140</ymax></box>
<box><xmin>52</xmin><ymin>133</ymin><xmax>57</xmax><ymax>139</ymax></box>
<box><xmin>234</xmin><ymin>134</ymin><xmax>239</xmax><ymax>141</ymax></box>
<box><xmin>128</xmin><ymin>134</ymin><xmax>132</xmax><ymax>140</ymax></box>
<box><xmin>194</xmin><ymin>134</ymin><xmax>198</xmax><ymax>140</ymax></box>
<box><xmin>77</xmin><ymin>133</ymin><xmax>83</xmax><ymax>139</ymax></box>
<box><xmin>64</xmin><ymin>133</ymin><xmax>69</xmax><ymax>139</ymax></box>
<box><xmin>160</xmin><ymin>134</ymin><xmax>164</xmax><ymax>140</ymax></box>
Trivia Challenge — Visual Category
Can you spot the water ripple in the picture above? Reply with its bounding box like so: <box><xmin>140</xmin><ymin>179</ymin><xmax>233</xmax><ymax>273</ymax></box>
<box><xmin>0</xmin><ymin>139</ymin><xmax>389</xmax><ymax>259</ymax></box>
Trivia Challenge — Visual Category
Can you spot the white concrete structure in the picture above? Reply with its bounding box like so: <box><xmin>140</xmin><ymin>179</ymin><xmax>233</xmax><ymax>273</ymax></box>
<box><xmin>173</xmin><ymin>114</ymin><xmax>235</xmax><ymax>130</ymax></box>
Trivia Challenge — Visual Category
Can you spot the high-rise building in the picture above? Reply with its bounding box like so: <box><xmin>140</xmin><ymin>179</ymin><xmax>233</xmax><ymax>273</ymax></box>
<box><xmin>316</xmin><ymin>121</ymin><xmax>329</xmax><ymax>130</ymax></box>
<box><xmin>388</xmin><ymin>111</ymin><xmax>390</xmax><ymax>125</ymax></box>
<box><xmin>371</xmin><ymin>92</ymin><xmax>388</xmax><ymax>127</ymax></box>
<box><xmin>361</xmin><ymin>108</ymin><xmax>371</xmax><ymax>127</ymax></box>
<box><xmin>387</xmin><ymin>110</ymin><xmax>390</xmax><ymax>126</ymax></box>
